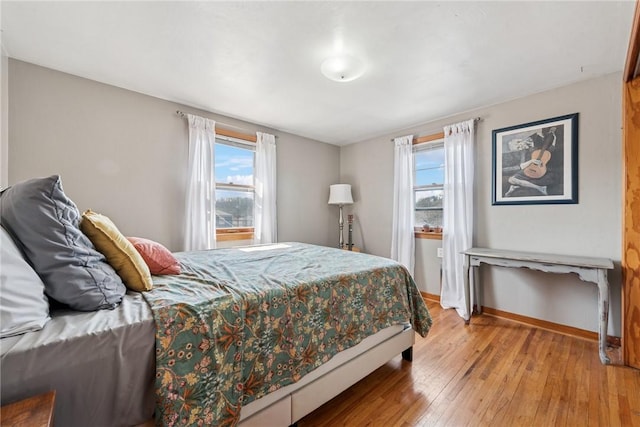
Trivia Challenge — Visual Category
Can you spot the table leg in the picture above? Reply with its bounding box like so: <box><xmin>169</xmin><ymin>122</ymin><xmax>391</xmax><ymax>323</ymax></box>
<box><xmin>596</xmin><ymin>269</ymin><xmax>611</xmax><ymax>364</ymax></box>
<box><xmin>473</xmin><ymin>264</ymin><xmax>482</xmax><ymax>314</ymax></box>
<box><xmin>463</xmin><ymin>254</ymin><xmax>471</xmax><ymax>324</ymax></box>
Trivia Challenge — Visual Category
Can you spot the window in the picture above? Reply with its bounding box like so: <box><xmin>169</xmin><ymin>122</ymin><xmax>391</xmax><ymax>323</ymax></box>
<box><xmin>414</xmin><ymin>138</ymin><xmax>444</xmax><ymax>232</ymax></box>
<box><xmin>215</xmin><ymin>137</ymin><xmax>255</xmax><ymax>240</ymax></box>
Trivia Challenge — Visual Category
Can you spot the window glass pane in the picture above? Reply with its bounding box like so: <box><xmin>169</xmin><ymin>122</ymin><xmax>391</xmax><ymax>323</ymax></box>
<box><xmin>216</xmin><ymin>189</ymin><xmax>254</xmax><ymax>228</ymax></box>
<box><xmin>414</xmin><ymin>147</ymin><xmax>444</xmax><ymax>186</ymax></box>
<box><xmin>413</xmin><ymin>143</ymin><xmax>444</xmax><ymax>230</ymax></box>
<box><xmin>415</xmin><ymin>189</ymin><xmax>443</xmax><ymax>209</ymax></box>
<box><xmin>415</xmin><ymin>210</ymin><xmax>443</xmax><ymax>229</ymax></box>
<box><xmin>415</xmin><ymin>189</ymin><xmax>443</xmax><ymax>228</ymax></box>
<box><xmin>416</xmin><ymin>167</ymin><xmax>444</xmax><ymax>186</ymax></box>
<box><xmin>215</xmin><ymin>142</ymin><xmax>254</xmax><ymax>185</ymax></box>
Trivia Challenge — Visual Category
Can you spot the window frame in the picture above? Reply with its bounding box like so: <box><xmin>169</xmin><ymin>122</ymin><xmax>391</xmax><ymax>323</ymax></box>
<box><xmin>412</xmin><ymin>132</ymin><xmax>445</xmax><ymax>240</ymax></box>
<box><xmin>214</xmin><ymin>131</ymin><xmax>256</xmax><ymax>241</ymax></box>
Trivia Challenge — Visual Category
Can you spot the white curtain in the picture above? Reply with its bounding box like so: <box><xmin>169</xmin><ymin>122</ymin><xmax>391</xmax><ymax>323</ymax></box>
<box><xmin>390</xmin><ymin>135</ymin><xmax>415</xmax><ymax>275</ymax></box>
<box><xmin>441</xmin><ymin>119</ymin><xmax>475</xmax><ymax>319</ymax></box>
<box><xmin>184</xmin><ymin>114</ymin><xmax>217</xmax><ymax>251</ymax></box>
<box><xmin>254</xmin><ymin>132</ymin><xmax>277</xmax><ymax>244</ymax></box>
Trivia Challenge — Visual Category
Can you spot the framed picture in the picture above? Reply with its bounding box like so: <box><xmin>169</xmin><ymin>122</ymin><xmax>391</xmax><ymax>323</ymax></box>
<box><xmin>492</xmin><ymin>113</ymin><xmax>578</xmax><ymax>205</ymax></box>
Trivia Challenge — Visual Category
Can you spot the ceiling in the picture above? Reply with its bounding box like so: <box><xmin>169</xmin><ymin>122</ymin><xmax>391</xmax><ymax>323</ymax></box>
<box><xmin>1</xmin><ymin>1</ymin><xmax>636</xmax><ymax>146</ymax></box>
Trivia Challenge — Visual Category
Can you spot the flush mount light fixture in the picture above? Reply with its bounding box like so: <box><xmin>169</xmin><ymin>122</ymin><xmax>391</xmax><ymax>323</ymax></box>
<box><xmin>320</xmin><ymin>55</ymin><xmax>365</xmax><ymax>82</ymax></box>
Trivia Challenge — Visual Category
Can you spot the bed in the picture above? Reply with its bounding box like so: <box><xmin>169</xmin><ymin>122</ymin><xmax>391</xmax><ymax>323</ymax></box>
<box><xmin>0</xmin><ymin>292</ymin><xmax>157</xmax><ymax>426</ymax></box>
<box><xmin>0</xmin><ymin>176</ymin><xmax>432</xmax><ymax>427</ymax></box>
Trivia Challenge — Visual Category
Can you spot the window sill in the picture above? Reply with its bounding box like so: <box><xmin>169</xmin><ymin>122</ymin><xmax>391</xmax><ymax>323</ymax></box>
<box><xmin>415</xmin><ymin>231</ymin><xmax>442</xmax><ymax>240</ymax></box>
<box><xmin>217</xmin><ymin>228</ymin><xmax>254</xmax><ymax>242</ymax></box>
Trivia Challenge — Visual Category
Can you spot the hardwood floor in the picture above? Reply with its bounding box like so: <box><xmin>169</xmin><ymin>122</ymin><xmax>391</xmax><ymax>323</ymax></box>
<box><xmin>297</xmin><ymin>300</ymin><xmax>640</xmax><ymax>427</ymax></box>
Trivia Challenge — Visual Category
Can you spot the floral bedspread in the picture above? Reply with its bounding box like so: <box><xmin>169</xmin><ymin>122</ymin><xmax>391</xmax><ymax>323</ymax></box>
<box><xmin>143</xmin><ymin>242</ymin><xmax>432</xmax><ymax>426</ymax></box>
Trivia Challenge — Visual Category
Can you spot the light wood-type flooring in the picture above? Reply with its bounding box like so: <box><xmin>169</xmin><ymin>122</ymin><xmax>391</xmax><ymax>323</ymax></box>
<box><xmin>297</xmin><ymin>300</ymin><xmax>640</xmax><ymax>427</ymax></box>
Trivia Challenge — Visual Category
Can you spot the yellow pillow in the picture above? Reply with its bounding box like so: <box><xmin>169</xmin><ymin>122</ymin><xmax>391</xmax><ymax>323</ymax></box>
<box><xmin>80</xmin><ymin>210</ymin><xmax>153</xmax><ymax>292</ymax></box>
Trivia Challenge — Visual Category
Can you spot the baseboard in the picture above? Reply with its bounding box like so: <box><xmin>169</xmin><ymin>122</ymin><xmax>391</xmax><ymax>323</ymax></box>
<box><xmin>419</xmin><ymin>292</ymin><xmax>621</xmax><ymax>347</ymax></box>
<box><xmin>421</xmin><ymin>292</ymin><xmax>439</xmax><ymax>302</ymax></box>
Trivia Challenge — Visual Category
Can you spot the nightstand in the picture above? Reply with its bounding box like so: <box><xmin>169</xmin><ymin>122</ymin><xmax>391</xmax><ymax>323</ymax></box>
<box><xmin>342</xmin><ymin>246</ymin><xmax>361</xmax><ymax>253</ymax></box>
<box><xmin>0</xmin><ymin>390</ymin><xmax>56</xmax><ymax>427</ymax></box>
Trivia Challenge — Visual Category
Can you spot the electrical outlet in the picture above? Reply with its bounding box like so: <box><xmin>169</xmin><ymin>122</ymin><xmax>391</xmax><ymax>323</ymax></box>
<box><xmin>437</xmin><ymin>247</ymin><xmax>443</xmax><ymax>258</ymax></box>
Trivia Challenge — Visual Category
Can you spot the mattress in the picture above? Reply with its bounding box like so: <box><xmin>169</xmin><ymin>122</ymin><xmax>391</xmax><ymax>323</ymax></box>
<box><xmin>0</xmin><ymin>292</ymin><xmax>156</xmax><ymax>427</ymax></box>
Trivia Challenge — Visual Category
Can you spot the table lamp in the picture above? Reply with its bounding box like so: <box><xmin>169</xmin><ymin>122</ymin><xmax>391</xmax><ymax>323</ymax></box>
<box><xmin>328</xmin><ymin>184</ymin><xmax>354</xmax><ymax>248</ymax></box>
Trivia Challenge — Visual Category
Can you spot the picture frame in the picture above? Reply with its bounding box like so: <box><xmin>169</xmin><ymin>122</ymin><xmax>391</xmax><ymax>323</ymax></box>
<box><xmin>492</xmin><ymin>113</ymin><xmax>579</xmax><ymax>205</ymax></box>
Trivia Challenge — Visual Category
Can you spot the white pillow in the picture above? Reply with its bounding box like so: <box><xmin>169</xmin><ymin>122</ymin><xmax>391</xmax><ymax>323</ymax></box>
<box><xmin>0</xmin><ymin>225</ymin><xmax>50</xmax><ymax>338</ymax></box>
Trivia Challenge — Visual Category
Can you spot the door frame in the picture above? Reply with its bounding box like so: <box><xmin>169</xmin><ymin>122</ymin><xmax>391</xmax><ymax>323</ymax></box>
<box><xmin>623</xmin><ymin>0</ymin><xmax>640</xmax><ymax>369</ymax></box>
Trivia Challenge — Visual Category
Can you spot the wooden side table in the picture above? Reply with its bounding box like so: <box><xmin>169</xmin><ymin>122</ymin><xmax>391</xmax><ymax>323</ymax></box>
<box><xmin>1</xmin><ymin>390</ymin><xmax>56</xmax><ymax>427</ymax></box>
<box><xmin>462</xmin><ymin>247</ymin><xmax>614</xmax><ymax>364</ymax></box>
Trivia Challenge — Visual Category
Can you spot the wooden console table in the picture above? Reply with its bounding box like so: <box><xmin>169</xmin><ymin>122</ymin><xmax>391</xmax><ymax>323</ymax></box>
<box><xmin>462</xmin><ymin>247</ymin><xmax>614</xmax><ymax>364</ymax></box>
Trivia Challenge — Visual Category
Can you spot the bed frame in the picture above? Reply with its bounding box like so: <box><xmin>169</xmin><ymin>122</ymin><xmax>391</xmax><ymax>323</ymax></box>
<box><xmin>238</xmin><ymin>324</ymin><xmax>415</xmax><ymax>426</ymax></box>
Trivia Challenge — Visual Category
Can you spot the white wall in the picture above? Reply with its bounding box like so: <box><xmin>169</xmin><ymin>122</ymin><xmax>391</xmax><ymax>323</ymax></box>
<box><xmin>341</xmin><ymin>73</ymin><xmax>623</xmax><ymax>336</ymax></box>
<box><xmin>1</xmin><ymin>44</ymin><xmax>8</xmax><ymax>188</ymax></box>
<box><xmin>7</xmin><ymin>60</ymin><xmax>340</xmax><ymax>251</ymax></box>
<box><xmin>415</xmin><ymin>238</ymin><xmax>442</xmax><ymax>296</ymax></box>
<box><xmin>7</xmin><ymin>59</ymin><xmax>624</xmax><ymax>336</ymax></box>
<box><xmin>340</xmin><ymin>136</ymin><xmax>394</xmax><ymax>255</ymax></box>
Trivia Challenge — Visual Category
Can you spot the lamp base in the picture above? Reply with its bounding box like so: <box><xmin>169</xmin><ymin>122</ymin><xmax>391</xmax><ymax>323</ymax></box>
<box><xmin>338</xmin><ymin>205</ymin><xmax>345</xmax><ymax>249</ymax></box>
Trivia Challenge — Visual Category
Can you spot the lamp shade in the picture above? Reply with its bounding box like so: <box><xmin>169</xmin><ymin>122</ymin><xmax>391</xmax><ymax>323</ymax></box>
<box><xmin>328</xmin><ymin>184</ymin><xmax>353</xmax><ymax>205</ymax></box>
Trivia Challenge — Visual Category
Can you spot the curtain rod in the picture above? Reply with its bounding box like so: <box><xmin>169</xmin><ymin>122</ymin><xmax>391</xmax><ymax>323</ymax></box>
<box><xmin>176</xmin><ymin>110</ymin><xmax>250</xmax><ymax>132</ymax></box>
<box><xmin>176</xmin><ymin>110</ymin><xmax>277</xmax><ymax>139</ymax></box>
<box><xmin>390</xmin><ymin>117</ymin><xmax>483</xmax><ymax>142</ymax></box>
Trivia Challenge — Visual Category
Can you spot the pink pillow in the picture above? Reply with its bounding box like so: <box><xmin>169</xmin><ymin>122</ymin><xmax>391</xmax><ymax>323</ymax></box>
<box><xmin>126</xmin><ymin>237</ymin><xmax>181</xmax><ymax>275</ymax></box>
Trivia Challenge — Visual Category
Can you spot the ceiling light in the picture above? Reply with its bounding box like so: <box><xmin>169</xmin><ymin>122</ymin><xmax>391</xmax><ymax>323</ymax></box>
<box><xmin>321</xmin><ymin>55</ymin><xmax>365</xmax><ymax>82</ymax></box>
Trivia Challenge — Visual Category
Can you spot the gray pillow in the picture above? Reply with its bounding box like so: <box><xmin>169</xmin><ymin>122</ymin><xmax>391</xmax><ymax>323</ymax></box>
<box><xmin>0</xmin><ymin>175</ymin><xmax>125</xmax><ymax>311</ymax></box>
<box><xmin>0</xmin><ymin>225</ymin><xmax>51</xmax><ymax>337</ymax></box>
